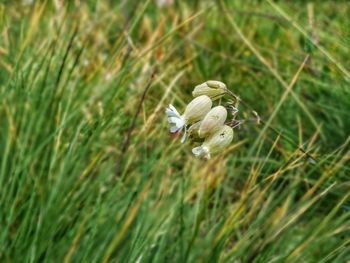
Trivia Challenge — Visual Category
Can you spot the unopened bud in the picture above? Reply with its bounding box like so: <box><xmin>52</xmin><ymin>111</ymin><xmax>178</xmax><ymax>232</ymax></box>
<box><xmin>206</xmin><ymin>80</ymin><xmax>227</xmax><ymax>89</ymax></box>
<box><xmin>183</xmin><ymin>95</ymin><xmax>212</xmax><ymax>124</ymax></box>
<box><xmin>198</xmin><ymin>106</ymin><xmax>227</xmax><ymax>138</ymax></box>
<box><xmin>192</xmin><ymin>80</ymin><xmax>227</xmax><ymax>100</ymax></box>
<box><xmin>192</xmin><ymin>125</ymin><xmax>233</xmax><ymax>159</ymax></box>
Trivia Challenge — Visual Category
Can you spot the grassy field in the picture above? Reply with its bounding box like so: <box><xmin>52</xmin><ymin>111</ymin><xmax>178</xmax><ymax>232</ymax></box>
<box><xmin>0</xmin><ymin>0</ymin><xmax>350</xmax><ymax>262</ymax></box>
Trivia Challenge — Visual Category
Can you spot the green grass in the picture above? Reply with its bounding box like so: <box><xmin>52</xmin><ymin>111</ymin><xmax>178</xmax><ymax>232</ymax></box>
<box><xmin>0</xmin><ymin>0</ymin><xmax>349</xmax><ymax>262</ymax></box>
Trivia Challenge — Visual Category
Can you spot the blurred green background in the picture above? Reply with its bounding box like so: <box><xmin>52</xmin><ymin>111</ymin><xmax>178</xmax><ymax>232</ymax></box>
<box><xmin>0</xmin><ymin>0</ymin><xmax>349</xmax><ymax>262</ymax></box>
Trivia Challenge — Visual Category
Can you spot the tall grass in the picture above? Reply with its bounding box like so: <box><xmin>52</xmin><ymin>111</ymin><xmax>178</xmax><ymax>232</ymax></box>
<box><xmin>0</xmin><ymin>0</ymin><xmax>349</xmax><ymax>262</ymax></box>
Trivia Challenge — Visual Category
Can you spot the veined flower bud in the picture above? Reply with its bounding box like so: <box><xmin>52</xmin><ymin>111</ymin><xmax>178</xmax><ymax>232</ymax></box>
<box><xmin>183</xmin><ymin>95</ymin><xmax>212</xmax><ymax>124</ymax></box>
<box><xmin>192</xmin><ymin>125</ymin><xmax>233</xmax><ymax>159</ymax></box>
<box><xmin>192</xmin><ymin>80</ymin><xmax>227</xmax><ymax>100</ymax></box>
<box><xmin>198</xmin><ymin>105</ymin><xmax>227</xmax><ymax>138</ymax></box>
<box><xmin>166</xmin><ymin>95</ymin><xmax>212</xmax><ymax>143</ymax></box>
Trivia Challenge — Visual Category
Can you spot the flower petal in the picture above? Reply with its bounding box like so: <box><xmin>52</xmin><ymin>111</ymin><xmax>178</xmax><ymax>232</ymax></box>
<box><xmin>165</xmin><ymin>108</ymin><xmax>178</xmax><ymax>117</ymax></box>
<box><xmin>192</xmin><ymin>146</ymin><xmax>210</xmax><ymax>159</ymax></box>
<box><xmin>170</xmin><ymin>125</ymin><xmax>179</xmax><ymax>133</ymax></box>
<box><xmin>168</xmin><ymin>116</ymin><xmax>179</xmax><ymax>123</ymax></box>
<box><xmin>169</xmin><ymin>104</ymin><xmax>180</xmax><ymax>115</ymax></box>
<box><xmin>165</xmin><ymin>104</ymin><xmax>181</xmax><ymax>118</ymax></box>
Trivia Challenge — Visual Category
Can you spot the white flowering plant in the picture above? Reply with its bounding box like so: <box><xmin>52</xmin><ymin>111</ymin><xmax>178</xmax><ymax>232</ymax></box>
<box><xmin>166</xmin><ymin>80</ymin><xmax>256</xmax><ymax>159</ymax></box>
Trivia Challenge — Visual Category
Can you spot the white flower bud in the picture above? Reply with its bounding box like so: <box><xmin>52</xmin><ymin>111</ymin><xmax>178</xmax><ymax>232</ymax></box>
<box><xmin>183</xmin><ymin>95</ymin><xmax>212</xmax><ymax>124</ymax></box>
<box><xmin>192</xmin><ymin>80</ymin><xmax>227</xmax><ymax>100</ymax></box>
<box><xmin>206</xmin><ymin>80</ymin><xmax>227</xmax><ymax>89</ymax></box>
<box><xmin>192</xmin><ymin>125</ymin><xmax>233</xmax><ymax>159</ymax></box>
<box><xmin>165</xmin><ymin>95</ymin><xmax>212</xmax><ymax>143</ymax></box>
<box><xmin>198</xmin><ymin>105</ymin><xmax>227</xmax><ymax>138</ymax></box>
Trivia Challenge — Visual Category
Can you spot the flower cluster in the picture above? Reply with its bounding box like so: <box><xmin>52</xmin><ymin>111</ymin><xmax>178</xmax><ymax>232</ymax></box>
<box><xmin>166</xmin><ymin>80</ymin><xmax>237</xmax><ymax>159</ymax></box>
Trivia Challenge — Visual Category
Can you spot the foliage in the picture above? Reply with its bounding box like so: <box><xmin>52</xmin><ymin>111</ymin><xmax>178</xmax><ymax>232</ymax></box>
<box><xmin>0</xmin><ymin>0</ymin><xmax>349</xmax><ymax>262</ymax></box>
